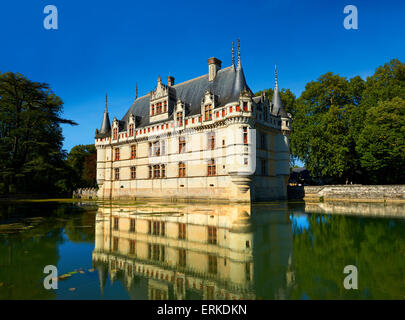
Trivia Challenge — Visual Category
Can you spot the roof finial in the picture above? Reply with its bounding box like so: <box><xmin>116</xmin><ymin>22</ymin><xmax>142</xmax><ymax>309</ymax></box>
<box><xmin>274</xmin><ymin>64</ymin><xmax>278</xmax><ymax>90</ymax></box>
<box><xmin>136</xmin><ymin>83</ymin><xmax>138</xmax><ymax>99</ymax></box>
<box><xmin>105</xmin><ymin>93</ymin><xmax>108</xmax><ymax>112</ymax></box>
<box><xmin>237</xmin><ymin>38</ymin><xmax>241</xmax><ymax>66</ymax></box>
<box><xmin>232</xmin><ymin>41</ymin><xmax>235</xmax><ymax>67</ymax></box>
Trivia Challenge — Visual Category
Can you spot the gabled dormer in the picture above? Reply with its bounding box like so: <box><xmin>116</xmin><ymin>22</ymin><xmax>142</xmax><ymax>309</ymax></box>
<box><xmin>174</xmin><ymin>99</ymin><xmax>186</xmax><ymax>129</ymax></box>
<box><xmin>127</xmin><ymin>114</ymin><xmax>136</xmax><ymax>138</ymax></box>
<box><xmin>201</xmin><ymin>89</ymin><xmax>218</xmax><ymax>122</ymax></box>
<box><xmin>150</xmin><ymin>76</ymin><xmax>175</xmax><ymax>123</ymax></box>
<box><xmin>239</xmin><ymin>87</ymin><xmax>253</xmax><ymax>113</ymax></box>
<box><xmin>112</xmin><ymin>117</ymin><xmax>119</xmax><ymax>140</ymax></box>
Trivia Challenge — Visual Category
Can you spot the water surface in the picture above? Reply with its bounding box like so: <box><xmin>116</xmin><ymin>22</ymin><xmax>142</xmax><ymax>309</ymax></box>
<box><xmin>0</xmin><ymin>200</ymin><xmax>404</xmax><ymax>300</ymax></box>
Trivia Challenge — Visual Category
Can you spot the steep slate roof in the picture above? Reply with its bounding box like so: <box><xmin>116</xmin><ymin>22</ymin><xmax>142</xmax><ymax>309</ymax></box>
<box><xmin>121</xmin><ymin>65</ymin><xmax>253</xmax><ymax>129</ymax></box>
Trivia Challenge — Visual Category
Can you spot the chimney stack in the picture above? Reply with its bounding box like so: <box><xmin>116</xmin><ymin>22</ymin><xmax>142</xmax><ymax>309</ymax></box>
<box><xmin>168</xmin><ymin>76</ymin><xmax>175</xmax><ymax>86</ymax></box>
<box><xmin>208</xmin><ymin>57</ymin><xmax>222</xmax><ymax>81</ymax></box>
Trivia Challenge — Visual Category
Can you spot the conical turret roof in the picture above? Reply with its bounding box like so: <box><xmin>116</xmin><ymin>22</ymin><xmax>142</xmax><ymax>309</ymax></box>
<box><xmin>99</xmin><ymin>94</ymin><xmax>111</xmax><ymax>135</ymax></box>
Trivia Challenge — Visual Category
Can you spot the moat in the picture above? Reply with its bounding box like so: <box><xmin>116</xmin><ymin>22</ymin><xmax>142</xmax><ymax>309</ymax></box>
<box><xmin>0</xmin><ymin>200</ymin><xmax>404</xmax><ymax>300</ymax></box>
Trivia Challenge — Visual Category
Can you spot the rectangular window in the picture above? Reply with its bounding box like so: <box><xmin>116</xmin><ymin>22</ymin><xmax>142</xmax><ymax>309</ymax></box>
<box><xmin>113</xmin><ymin>217</ymin><xmax>119</xmax><ymax>231</ymax></box>
<box><xmin>161</xmin><ymin>164</ymin><xmax>166</xmax><ymax>178</ymax></box>
<box><xmin>208</xmin><ymin>132</ymin><xmax>215</xmax><ymax>150</ymax></box>
<box><xmin>151</xmin><ymin>104</ymin><xmax>155</xmax><ymax>115</ymax></box>
<box><xmin>204</xmin><ymin>104</ymin><xmax>212</xmax><ymax>121</ymax></box>
<box><xmin>129</xmin><ymin>240</ymin><xmax>136</xmax><ymax>255</ymax></box>
<box><xmin>208</xmin><ymin>226</ymin><xmax>217</xmax><ymax>244</ymax></box>
<box><xmin>131</xmin><ymin>145</ymin><xmax>137</xmax><ymax>159</ymax></box>
<box><xmin>148</xmin><ymin>165</ymin><xmax>152</xmax><ymax>179</ymax></box>
<box><xmin>131</xmin><ymin>166</ymin><xmax>136</xmax><ymax>180</ymax></box>
<box><xmin>243</xmin><ymin>127</ymin><xmax>248</xmax><ymax>144</ymax></box>
<box><xmin>149</xmin><ymin>142</ymin><xmax>152</xmax><ymax>157</ymax></box>
<box><xmin>153</xmin><ymin>141</ymin><xmax>160</xmax><ymax>156</ymax></box>
<box><xmin>208</xmin><ymin>255</ymin><xmax>217</xmax><ymax>274</ymax></box>
<box><xmin>113</xmin><ymin>237</ymin><xmax>119</xmax><ymax>251</ymax></box>
<box><xmin>178</xmin><ymin>162</ymin><xmax>186</xmax><ymax>177</ymax></box>
<box><xmin>115</xmin><ymin>148</ymin><xmax>120</xmax><ymax>161</ymax></box>
<box><xmin>129</xmin><ymin>124</ymin><xmax>134</xmax><ymax>137</ymax></box>
<box><xmin>153</xmin><ymin>165</ymin><xmax>160</xmax><ymax>178</ymax></box>
<box><xmin>178</xmin><ymin>223</ymin><xmax>186</xmax><ymax>240</ymax></box>
<box><xmin>179</xmin><ymin>136</ymin><xmax>186</xmax><ymax>153</ymax></box>
<box><xmin>243</xmin><ymin>101</ymin><xmax>248</xmax><ymax>111</ymax></box>
<box><xmin>207</xmin><ymin>159</ymin><xmax>216</xmax><ymax>176</ymax></box>
<box><xmin>178</xmin><ymin>249</ymin><xmax>186</xmax><ymax>267</ymax></box>
<box><xmin>114</xmin><ymin>168</ymin><xmax>120</xmax><ymax>180</ymax></box>
<box><xmin>113</xmin><ymin>128</ymin><xmax>118</xmax><ymax>140</ymax></box>
<box><xmin>130</xmin><ymin>218</ymin><xmax>136</xmax><ymax>233</ymax></box>
<box><xmin>176</xmin><ymin>112</ymin><xmax>183</xmax><ymax>126</ymax></box>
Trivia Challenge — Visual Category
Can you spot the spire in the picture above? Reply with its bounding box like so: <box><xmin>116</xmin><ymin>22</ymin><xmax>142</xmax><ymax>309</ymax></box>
<box><xmin>275</xmin><ymin>64</ymin><xmax>278</xmax><ymax>90</ymax></box>
<box><xmin>231</xmin><ymin>38</ymin><xmax>252</xmax><ymax>101</ymax></box>
<box><xmin>237</xmin><ymin>38</ymin><xmax>241</xmax><ymax>67</ymax></box>
<box><xmin>136</xmin><ymin>83</ymin><xmax>138</xmax><ymax>99</ymax></box>
<box><xmin>272</xmin><ymin>65</ymin><xmax>287</xmax><ymax>117</ymax></box>
<box><xmin>232</xmin><ymin>41</ymin><xmax>235</xmax><ymax>67</ymax></box>
<box><xmin>99</xmin><ymin>93</ymin><xmax>111</xmax><ymax>135</ymax></box>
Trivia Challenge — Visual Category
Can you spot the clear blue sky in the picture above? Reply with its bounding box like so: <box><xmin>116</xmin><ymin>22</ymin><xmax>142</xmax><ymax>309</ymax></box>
<box><xmin>1</xmin><ymin>0</ymin><xmax>404</xmax><ymax>152</ymax></box>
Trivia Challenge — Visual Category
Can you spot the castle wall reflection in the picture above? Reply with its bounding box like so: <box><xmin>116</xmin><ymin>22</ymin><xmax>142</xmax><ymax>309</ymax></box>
<box><xmin>92</xmin><ymin>203</ymin><xmax>295</xmax><ymax>300</ymax></box>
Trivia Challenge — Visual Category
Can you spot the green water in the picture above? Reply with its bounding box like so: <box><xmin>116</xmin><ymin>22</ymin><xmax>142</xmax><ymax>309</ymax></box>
<box><xmin>0</xmin><ymin>200</ymin><xmax>404</xmax><ymax>300</ymax></box>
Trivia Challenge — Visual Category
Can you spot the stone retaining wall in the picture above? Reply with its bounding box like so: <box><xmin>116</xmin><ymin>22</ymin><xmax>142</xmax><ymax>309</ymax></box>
<box><xmin>73</xmin><ymin>188</ymin><xmax>98</xmax><ymax>200</ymax></box>
<box><xmin>303</xmin><ymin>185</ymin><xmax>405</xmax><ymax>201</ymax></box>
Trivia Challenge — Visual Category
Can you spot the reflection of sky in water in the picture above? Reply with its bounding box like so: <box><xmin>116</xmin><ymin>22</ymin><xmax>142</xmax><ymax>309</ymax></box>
<box><xmin>290</xmin><ymin>214</ymin><xmax>309</xmax><ymax>231</ymax></box>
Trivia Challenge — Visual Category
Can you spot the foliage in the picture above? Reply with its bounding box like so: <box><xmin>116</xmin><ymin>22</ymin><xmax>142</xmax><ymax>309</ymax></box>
<box><xmin>0</xmin><ymin>72</ymin><xmax>77</xmax><ymax>195</ymax></box>
<box><xmin>66</xmin><ymin>144</ymin><xmax>97</xmax><ymax>188</ymax></box>
<box><xmin>286</xmin><ymin>59</ymin><xmax>405</xmax><ymax>184</ymax></box>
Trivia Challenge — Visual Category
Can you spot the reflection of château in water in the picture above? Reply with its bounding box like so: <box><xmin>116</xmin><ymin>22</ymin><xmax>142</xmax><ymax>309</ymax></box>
<box><xmin>92</xmin><ymin>203</ymin><xmax>295</xmax><ymax>300</ymax></box>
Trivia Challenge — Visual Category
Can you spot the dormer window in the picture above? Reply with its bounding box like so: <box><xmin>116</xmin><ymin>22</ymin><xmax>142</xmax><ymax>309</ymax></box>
<box><xmin>204</xmin><ymin>104</ymin><xmax>212</xmax><ymax>121</ymax></box>
<box><xmin>113</xmin><ymin>128</ymin><xmax>118</xmax><ymax>140</ymax></box>
<box><xmin>163</xmin><ymin>101</ymin><xmax>167</xmax><ymax>112</ymax></box>
<box><xmin>151</xmin><ymin>104</ymin><xmax>155</xmax><ymax>116</ymax></box>
<box><xmin>176</xmin><ymin>111</ymin><xmax>183</xmax><ymax>126</ymax></box>
<box><xmin>243</xmin><ymin>101</ymin><xmax>249</xmax><ymax>112</ymax></box>
<box><xmin>129</xmin><ymin>124</ymin><xmax>134</xmax><ymax>137</ymax></box>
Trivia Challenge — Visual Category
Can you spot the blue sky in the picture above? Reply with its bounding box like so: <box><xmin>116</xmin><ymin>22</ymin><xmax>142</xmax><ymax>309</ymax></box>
<box><xmin>1</xmin><ymin>0</ymin><xmax>404</xmax><ymax>152</ymax></box>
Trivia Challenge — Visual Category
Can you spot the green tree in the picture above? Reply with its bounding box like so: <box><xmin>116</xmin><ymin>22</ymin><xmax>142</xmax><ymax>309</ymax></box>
<box><xmin>66</xmin><ymin>144</ymin><xmax>97</xmax><ymax>188</ymax></box>
<box><xmin>0</xmin><ymin>72</ymin><xmax>77</xmax><ymax>195</ymax></box>
<box><xmin>356</xmin><ymin>97</ymin><xmax>405</xmax><ymax>183</ymax></box>
<box><xmin>290</xmin><ymin>72</ymin><xmax>364</xmax><ymax>183</ymax></box>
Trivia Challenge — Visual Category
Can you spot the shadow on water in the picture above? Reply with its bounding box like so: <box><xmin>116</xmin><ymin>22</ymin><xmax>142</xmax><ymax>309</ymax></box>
<box><xmin>0</xmin><ymin>200</ymin><xmax>404</xmax><ymax>299</ymax></box>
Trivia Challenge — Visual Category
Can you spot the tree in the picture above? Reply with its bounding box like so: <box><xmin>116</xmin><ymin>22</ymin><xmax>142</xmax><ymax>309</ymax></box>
<box><xmin>66</xmin><ymin>144</ymin><xmax>97</xmax><ymax>188</ymax></box>
<box><xmin>0</xmin><ymin>72</ymin><xmax>77</xmax><ymax>195</ymax></box>
<box><xmin>356</xmin><ymin>97</ymin><xmax>405</xmax><ymax>184</ymax></box>
<box><xmin>289</xmin><ymin>72</ymin><xmax>364</xmax><ymax>183</ymax></box>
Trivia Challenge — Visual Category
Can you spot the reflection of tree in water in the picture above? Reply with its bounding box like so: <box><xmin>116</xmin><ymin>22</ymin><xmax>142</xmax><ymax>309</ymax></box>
<box><xmin>0</xmin><ymin>202</ymin><xmax>95</xmax><ymax>299</ymax></box>
<box><xmin>291</xmin><ymin>214</ymin><xmax>405</xmax><ymax>299</ymax></box>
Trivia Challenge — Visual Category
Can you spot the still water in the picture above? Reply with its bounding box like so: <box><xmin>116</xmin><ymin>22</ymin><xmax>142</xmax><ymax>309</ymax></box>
<box><xmin>0</xmin><ymin>200</ymin><xmax>404</xmax><ymax>300</ymax></box>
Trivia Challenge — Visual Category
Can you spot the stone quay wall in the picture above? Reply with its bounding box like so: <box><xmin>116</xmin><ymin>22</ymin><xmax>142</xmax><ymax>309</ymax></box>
<box><xmin>73</xmin><ymin>188</ymin><xmax>98</xmax><ymax>200</ymax></box>
<box><xmin>303</xmin><ymin>185</ymin><xmax>405</xmax><ymax>202</ymax></box>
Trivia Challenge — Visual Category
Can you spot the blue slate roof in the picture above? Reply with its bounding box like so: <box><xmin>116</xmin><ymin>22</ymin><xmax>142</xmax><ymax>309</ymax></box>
<box><xmin>121</xmin><ymin>65</ymin><xmax>252</xmax><ymax>129</ymax></box>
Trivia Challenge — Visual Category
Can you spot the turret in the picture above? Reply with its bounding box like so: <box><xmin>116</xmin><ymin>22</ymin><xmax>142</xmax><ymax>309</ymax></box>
<box><xmin>272</xmin><ymin>66</ymin><xmax>291</xmax><ymax>133</ymax></box>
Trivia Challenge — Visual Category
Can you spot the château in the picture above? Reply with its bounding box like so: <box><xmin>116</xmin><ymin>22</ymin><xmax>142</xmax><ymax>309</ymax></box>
<box><xmin>95</xmin><ymin>41</ymin><xmax>291</xmax><ymax>202</ymax></box>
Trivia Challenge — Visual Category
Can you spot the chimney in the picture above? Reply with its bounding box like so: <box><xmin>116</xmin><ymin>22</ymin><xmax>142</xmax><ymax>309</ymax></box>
<box><xmin>168</xmin><ymin>76</ymin><xmax>175</xmax><ymax>86</ymax></box>
<box><xmin>208</xmin><ymin>57</ymin><xmax>222</xmax><ymax>81</ymax></box>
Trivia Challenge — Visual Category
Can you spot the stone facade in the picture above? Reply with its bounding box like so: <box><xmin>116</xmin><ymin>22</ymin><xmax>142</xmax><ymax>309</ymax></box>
<box><xmin>95</xmin><ymin>45</ymin><xmax>291</xmax><ymax>202</ymax></box>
